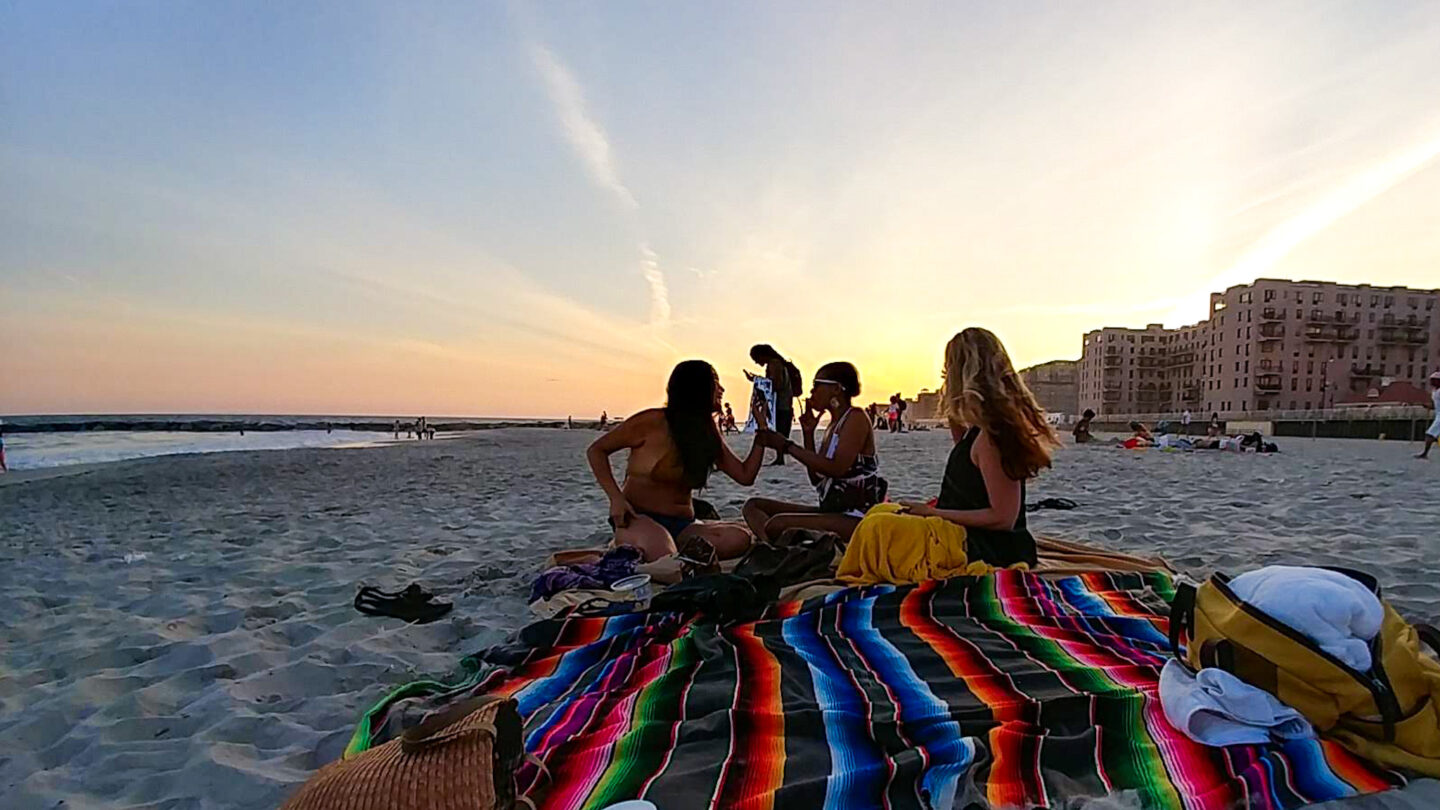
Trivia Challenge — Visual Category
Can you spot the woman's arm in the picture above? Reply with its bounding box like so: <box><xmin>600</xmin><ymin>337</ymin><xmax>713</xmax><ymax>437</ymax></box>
<box><xmin>713</xmin><ymin>422</ymin><xmax>767</xmax><ymax>485</ymax></box>
<box><xmin>901</xmin><ymin>431</ymin><xmax>1021</xmax><ymax>531</ymax></box>
<box><xmin>586</xmin><ymin>411</ymin><xmax>655</xmax><ymax>524</ymax></box>
<box><xmin>784</xmin><ymin>415</ymin><xmax>868</xmax><ymax>481</ymax></box>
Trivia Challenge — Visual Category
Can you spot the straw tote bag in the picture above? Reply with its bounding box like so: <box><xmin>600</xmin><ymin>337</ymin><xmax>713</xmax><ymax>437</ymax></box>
<box><xmin>280</xmin><ymin>694</ymin><xmax>531</xmax><ymax>810</ymax></box>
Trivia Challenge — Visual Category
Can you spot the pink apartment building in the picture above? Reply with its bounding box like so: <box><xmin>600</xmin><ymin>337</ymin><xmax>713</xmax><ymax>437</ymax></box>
<box><xmin>1078</xmin><ymin>279</ymin><xmax>1440</xmax><ymax>418</ymax></box>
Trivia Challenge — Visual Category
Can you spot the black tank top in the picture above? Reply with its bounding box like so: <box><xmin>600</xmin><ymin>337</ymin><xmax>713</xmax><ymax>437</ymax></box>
<box><xmin>936</xmin><ymin>427</ymin><xmax>1038</xmax><ymax>568</ymax></box>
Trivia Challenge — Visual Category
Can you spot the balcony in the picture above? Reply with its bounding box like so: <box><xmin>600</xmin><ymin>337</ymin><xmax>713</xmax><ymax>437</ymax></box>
<box><xmin>1181</xmin><ymin>385</ymin><xmax>1201</xmax><ymax>403</ymax></box>
<box><xmin>1257</xmin><ymin>325</ymin><xmax>1286</xmax><ymax>341</ymax></box>
<box><xmin>1255</xmin><ymin>375</ymin><xmax>1282</xmax><ymax>392</ymax></box>
<box><xmin>1166</xmin><ymin>351</ymin><xmax>1195</xmax><ymax>366</ymax></box>
<box><xmin>1351</xmin><ymin>364</ymin><xmax>1384</xmax><ymax>378</ymax></box>
<box><xmin>1378</xmin><ymin>328</ymin><xmax>1402</xmax><ymax>343</ymax></box>
<box><xmin>1102</xmin><ymin>389</ymin><xmax>1122</xmax><ymax>402</ymax></box>
<box><xmin>1103</xmin><ymin>354</ymin><xmax>1123</xmax><ymax>367</ymax></box>
<box><xmin>1306</xmin><ymin>309</ymin><xmax>1328</xmax><ymax>323</ymax></box>
<box><xmin>1404</xmin><ymin>328</ymin><xmax>1429</xmax><ymax>344</ymax></box>
<box><xmin>1335</xmin><ymin>326</ymin><xmax>1360</xmax><ymax>341</ymax></box>
<box><xmin>1260</xmin><ymin>307</ymin><xmax>1284</xmax><ymax>321</ymax></box>
<box><xmin>1137</xmin><ymin>355</ymin><xmax>1164</xmax><ymax>368</ymax></box>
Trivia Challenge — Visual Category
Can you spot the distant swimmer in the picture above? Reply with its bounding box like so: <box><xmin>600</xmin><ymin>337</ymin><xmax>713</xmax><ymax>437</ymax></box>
<box><xmin>1418</xmin><ymin>372</ymin><xmax>1440</xmax><ymax>460</ymax></box>
<box><xmin>1073</xmin><ymin>409</ymin><xmax>1095</xmax><ymax>444</ymax></box>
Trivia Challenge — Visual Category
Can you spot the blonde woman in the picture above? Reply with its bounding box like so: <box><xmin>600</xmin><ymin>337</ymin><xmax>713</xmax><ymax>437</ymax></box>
<box><xmin>838</xmin><ymin>328</ymin><xmax>1058</xmax><ymax>583</ymax></box>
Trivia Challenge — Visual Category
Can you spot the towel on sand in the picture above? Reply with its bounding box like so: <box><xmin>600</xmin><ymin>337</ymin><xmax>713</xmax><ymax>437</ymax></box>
<box><xmin>1229</xmin><ymin>565</ymin><xmax>1383</xmax><ymax>671</ymax></box>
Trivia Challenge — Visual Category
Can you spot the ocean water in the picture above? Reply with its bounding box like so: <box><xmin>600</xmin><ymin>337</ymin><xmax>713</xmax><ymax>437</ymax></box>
<box><xmin>0</xmin><ymin>429</ymin><xmax>396</xmax><ymax>471</ymax></box>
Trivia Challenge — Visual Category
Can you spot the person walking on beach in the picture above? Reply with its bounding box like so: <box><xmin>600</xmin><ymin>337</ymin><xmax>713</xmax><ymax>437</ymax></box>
<box><xmin>1182</xmin><ymin>409</ymin><xmax>1193</xmax><ymax>436</ymax></box>
<box><xmin>0</xmin><ymin>418</ymin><xmax>8</xmax><ymax>473</ymax></box>
<box><xmin>746</xmin><ymin>344</ymin><xmax>800</xmax><ymax>465</ymax></box>
<box><xmin>392</xmin><ymin>419</ymin><xmax>401</xmax><ymax>439</ymax></box>
<box><xmin>723</xmin><ymin>402</ymin><xmax>736</xmax><ymax>433</ymax></box>
<box><xmin>1417</xmin><ymin>371</ymin><xmax>1440</xmax><ymax>459</ymax></box>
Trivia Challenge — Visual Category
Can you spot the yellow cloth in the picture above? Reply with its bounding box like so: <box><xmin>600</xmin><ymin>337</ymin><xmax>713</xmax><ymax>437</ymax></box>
<box><xmin>836</xmin><ymin>503</ymin><xmax>998</xmax><ymax>585</ymax></box>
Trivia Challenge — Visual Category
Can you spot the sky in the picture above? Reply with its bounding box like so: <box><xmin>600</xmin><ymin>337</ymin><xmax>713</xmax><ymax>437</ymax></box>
<box><xmin>3</xmin><ymin>1</ymin><xmax>1440</xmax><ymax>418</ymax></box>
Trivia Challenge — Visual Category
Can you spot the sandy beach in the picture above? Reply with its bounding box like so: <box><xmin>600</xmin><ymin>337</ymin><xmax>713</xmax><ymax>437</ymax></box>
<box><xmin>2</xmin><ymin>428</ymin><xmax>1439</xmax><ymax>808</ymax></box>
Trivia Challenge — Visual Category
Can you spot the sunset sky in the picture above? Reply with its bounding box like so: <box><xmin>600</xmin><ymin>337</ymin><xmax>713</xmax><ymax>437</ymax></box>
<box><xmin>4</xmin><ymin>2</ymin><xmax>1440</xmax><ymax>417</ymax></box>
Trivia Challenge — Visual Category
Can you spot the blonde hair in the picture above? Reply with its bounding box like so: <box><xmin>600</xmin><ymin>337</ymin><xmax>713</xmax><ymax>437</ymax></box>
<box><xmin>940</xmin><ymin>327</ymin><xmax>1060</xmax><ymax>480</ymax></box>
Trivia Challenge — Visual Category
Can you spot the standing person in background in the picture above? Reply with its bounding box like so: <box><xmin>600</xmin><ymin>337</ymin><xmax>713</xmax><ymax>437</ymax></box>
<box><xmin>723</xmin><ymin>403</ymin><xmax>737</xmax><ymax>433</ymax></box>
<box><xmin>746</xmin><ymin>344</ymin><xmax>799</xmax><ymax>465</ymax></box>
<box><xmin>1073</xmin><ymin>409</ymin><xmax>1095</xmax><ymax>444</ymax></box>
<box><xmin>887</xmin><ymin>395</ymin><xmax>900</xmax><ymax>433</ymax></box>
<box><xmin>0</xmin><ymin>418</ymin><xmax>8</xmax><ymax>473</ymax></box>
<box><xmin>599</xmin><ymin>411</ymin><xmax>608</xmax><ymax>430</ymax></box>
<box><xmin>896</xmin><ymin>394</ymin><xmax>908</xmax><ymax>432</ymax></box>
<box><xmin>392</xmin><ymin>419</ymin><xmax>401</xmax><ymax>439</ymax></box>
<box><xmin>1182</xmin><ymin>409</ymin><xmax>1193</xmax><ymax>436</ymax></box>
<box><xmin>1208</xmin><ymin>412</ymin><xmax>1222</xmax><ymax>436</ymax></box>
<box><xmin>1417</xmin><ymin>371</ymin><xmax>1440</xmax><ymax>459</ymax></box>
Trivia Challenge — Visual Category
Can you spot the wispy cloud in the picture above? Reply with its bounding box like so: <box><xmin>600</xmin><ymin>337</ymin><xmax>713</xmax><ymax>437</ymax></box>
<box><xmin>638</xmin><ymin>242</ymin><xmax>671</xmax><ymax>325</ymax></box>
<box><xmin>530</xmin><ymin>44</ymin><xmax>638</xmax><ymax>210</ymax></box>
<box><xmin>1210</xmin><ymin>130</ymin><xmax>1440</xmax><ymax>293</ymax></box>
<box><xmin>529</xmin><ymin>42</ymin><xmax>672</xmax><ymax>327</ymax></box>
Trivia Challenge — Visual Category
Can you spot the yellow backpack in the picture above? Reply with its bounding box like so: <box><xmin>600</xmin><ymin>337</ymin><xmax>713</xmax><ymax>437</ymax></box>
<box><xmin>1169</xmin><ymin>569</ymin><xmax>1440</xmax><ymax>777</ymax></box>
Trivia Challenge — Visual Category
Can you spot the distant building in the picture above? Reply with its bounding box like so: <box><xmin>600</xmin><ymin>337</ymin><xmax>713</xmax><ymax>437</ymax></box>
<box><xmin>1018</xmin><ymin>360</ymin><xmax>1078</xmax><ymax>417</ymax></box>
<box><xmin>1078</xmin><ymin>279</ymin><xmax>1440</xmax><ymax>417</ymax></box>
<box><xmin>906</xmin><ymin>389</ymin><xmax>941</xmax><ymax>421</ymax></box>
<box><xmin>1336</xmin><ymin>380</ymin><xmax>1434</xmax><ymax>408</ymax></box>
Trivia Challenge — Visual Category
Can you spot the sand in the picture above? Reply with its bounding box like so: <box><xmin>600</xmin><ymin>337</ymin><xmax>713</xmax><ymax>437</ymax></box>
<box><xmin>2</xmin><ymin>428</ymin><xmax>1438</xmax><ymax>808</ymax></box>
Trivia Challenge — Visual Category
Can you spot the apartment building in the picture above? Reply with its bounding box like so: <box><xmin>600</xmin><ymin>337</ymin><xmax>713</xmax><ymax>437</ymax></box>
<box><xmin>1018</xmin><ymin>360</ymin><xmax>1078</xmax><ymax>416</ymax></box>
<box><xmin>1078</xmin><ymin>279</ymin><xmax>1440</xmax><ymax>417</ymax></box>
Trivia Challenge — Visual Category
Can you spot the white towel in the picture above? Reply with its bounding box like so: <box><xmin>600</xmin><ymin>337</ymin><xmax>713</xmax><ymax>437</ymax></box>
<box><xmin>1228</xmin><ymin>565</ymin><xmax>1382</xmax><ymax>672</ymax></box>
<box><xmin>1159</xmin><ymin>660</ymin><xmax>1315</xmax><ymax>747</ymax></box>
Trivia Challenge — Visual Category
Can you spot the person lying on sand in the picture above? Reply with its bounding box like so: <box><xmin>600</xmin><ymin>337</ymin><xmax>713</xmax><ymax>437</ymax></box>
<box><xmin>743</xmin><ymin>362</ymin><xmax>887</xmax><ymax>544</ymax></box>
<box><xmin>587</xmin><ymin>360</ymin><xmax>765</xmax><ymax>562</ymax></box>
<box><xmin>849</xmin><ymin>328</ymin><xmax>1058</xmax><ymax>572</ymax></box>
<box><xmin>1126</xmin><ymin>421</ymin><xmax>1155</xmax><ymax>447</ymax></box>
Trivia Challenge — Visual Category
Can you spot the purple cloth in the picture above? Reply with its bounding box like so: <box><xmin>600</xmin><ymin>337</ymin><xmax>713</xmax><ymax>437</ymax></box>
<box><xmin>530</xmin><ymin>546</ymin><xmax>643</xmax><ymax>603</ymax></box>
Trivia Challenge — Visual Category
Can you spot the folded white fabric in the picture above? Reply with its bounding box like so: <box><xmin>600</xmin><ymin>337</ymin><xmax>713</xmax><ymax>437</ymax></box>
<box><xmin>1228</xmin><ymin>565</ymin><xmax>1382</xmax><ymax>671</ymax></box>
<box><xmin>1159</xmin><ymin>659</ymin><xmax>1316</xmax><ymax>746</ymax></box>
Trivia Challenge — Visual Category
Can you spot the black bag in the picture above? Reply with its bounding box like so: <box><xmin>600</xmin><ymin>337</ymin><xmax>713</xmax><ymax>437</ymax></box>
<box><xmin>733</xmin><ymin>529</ymin><xmax>841</xmax><ymax>588</ymax></box>
<box><xmin>650</xmin><ymin>573</ymin><xmax>775</xmax><ymax>622</ymax></box>
<box><xmin>783</xmin><ymin>360</ymin><xmax>803</xmax><ymax>399</ymax></box>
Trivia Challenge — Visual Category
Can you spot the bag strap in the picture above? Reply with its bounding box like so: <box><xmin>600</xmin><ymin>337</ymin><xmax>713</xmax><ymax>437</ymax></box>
<box><xmin>1168</xmin><ymin>581</ymin><xmax>1196</xmax><ymax>662</ymax></box>
<box><xmin>400</xmin><ymin>695</ymin><xmax>504</xmax><ymax>753</ymax></box>
<box><xmin>1416</xmin><ymin>623</ymin><xmax>1440</xmax><ymax>658</ymax></box>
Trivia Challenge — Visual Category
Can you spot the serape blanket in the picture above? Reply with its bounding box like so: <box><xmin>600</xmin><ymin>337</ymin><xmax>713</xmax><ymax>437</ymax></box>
<box><xmin>351</xmin><ymin>570</ymin><xmax>1407</xmax><ymax>809</ymax></box>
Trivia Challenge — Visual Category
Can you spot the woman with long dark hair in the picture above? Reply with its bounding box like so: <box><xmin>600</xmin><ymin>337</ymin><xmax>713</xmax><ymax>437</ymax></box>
<box><xmin>742</xmin><ymin>361</ymin><xmax>885</xmax><ymax>543</ymax></box>
<box><xmin>587</xmin><ymin>360</ymin><xmax>768</xmax><ymax>561</ymax></box>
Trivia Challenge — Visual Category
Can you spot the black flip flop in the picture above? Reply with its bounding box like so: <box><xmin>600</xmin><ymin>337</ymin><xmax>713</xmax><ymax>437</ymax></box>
<box><xmin>354</xmin><ymin>583</ymin><xmax>453</xmax><ymax>623</ymax></box>
<box><xmin>1027</xmin><ymin>497</ymin><xmax>1079</xmax><ymax>512</ymax></box>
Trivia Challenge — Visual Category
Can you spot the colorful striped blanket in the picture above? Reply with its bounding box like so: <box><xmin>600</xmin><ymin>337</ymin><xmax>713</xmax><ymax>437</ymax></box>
<box><xmin>351</xmin><ymin>571</ymin><xmax>1408</xmax><ymax>809</ymax></box>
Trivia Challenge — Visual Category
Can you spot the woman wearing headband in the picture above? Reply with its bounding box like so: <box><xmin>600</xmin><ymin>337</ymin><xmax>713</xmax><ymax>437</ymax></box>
<box><xmin>743</xmin><ymin>361</ymin><xmax>887</xmax><ymax>543</ymax></box>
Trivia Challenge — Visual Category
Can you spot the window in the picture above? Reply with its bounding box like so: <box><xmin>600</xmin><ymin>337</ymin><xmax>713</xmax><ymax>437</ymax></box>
<box><xmin>1312</xmin><ymin>292</ymin><xmax>1323</xmax><ymax>304</ymax></box>
<box><xmin>1307</xmin><ymin>361</ymin><xmax>1314</xmax><ymax>373</ymax></box>
<box><xmin>1296</xmin><ymin>292</ymin><xmax>1304</xmax><ymax>303</ymax></box>
<box><xmin>1244</xmin><ymin>360</ymin><xmax>1249</xmax><ymax>373</ymax></box>
<box><xmin>1295</xmin><ymin>309</ymin><xmax>1302</xmax><ymax>319</ymax></box>
<box><xmin>1264</xmin><ymin>289</ymin><xmax>1276</xmax><ymax>302</ymax></box>
<box><xmin>1371</xmin><ymin>294</ymin><xmax>1380</xmax><ymax>306</ymax></box>
<box><xmin>1240</xmin><ymin>291</ymin><xmax>1252</xmax><ymax>303</ymax></box>
<box><xmin>1338</xmin><ymin>293</ymin><xmax>1348</xmax><ymax>305</ymax></box>
<box><xmin>1369</xmin><ymin>312</ymin><xmax>1375</xmax><ymax>322</ymax></box>
<box><xmin>1385</xmin><ymin>295</ymin><xmax>1394</xmax><ymax>307</ymax></box>
<box><xmin>1408</xmin><ymin>297</ymin><xmax>1418</xmax><ymax>308</ymax></box>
